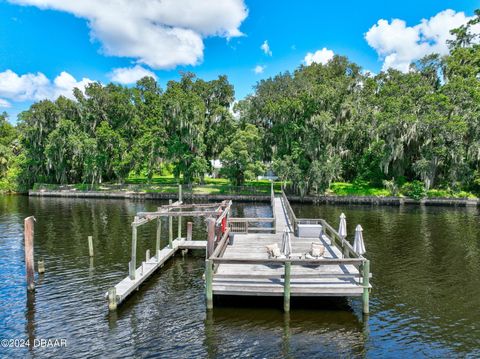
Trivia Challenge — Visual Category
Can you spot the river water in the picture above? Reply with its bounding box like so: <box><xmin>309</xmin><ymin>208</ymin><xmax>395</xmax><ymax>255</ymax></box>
<box><xmin>0</xmin><ymin>195</ymin><xmax>479</xmax><ymax>358</ymax></box>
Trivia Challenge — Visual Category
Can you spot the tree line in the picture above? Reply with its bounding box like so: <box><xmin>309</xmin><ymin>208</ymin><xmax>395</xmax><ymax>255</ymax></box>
<box><xmin>1</xmin><ymin>13</ymin><xmax>480</xmax><ymax>196</ymax></box>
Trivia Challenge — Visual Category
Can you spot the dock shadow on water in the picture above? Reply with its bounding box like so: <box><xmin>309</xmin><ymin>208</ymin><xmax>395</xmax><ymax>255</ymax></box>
<box><xmin>1</xmin><ymin>195</ymin><xmax>480</xmax><ymax>358</ymax></box>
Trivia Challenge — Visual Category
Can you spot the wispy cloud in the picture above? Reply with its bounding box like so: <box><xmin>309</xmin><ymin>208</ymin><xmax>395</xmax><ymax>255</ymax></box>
<box><xmin>254</xmin><ymin>65</ymin><xmax>265</xmax><ymax>74</ymax></box>
<box><xmin>260</xmin><ymin>40</ymin><xmax>272</xmax><ymax>56</ymax></box>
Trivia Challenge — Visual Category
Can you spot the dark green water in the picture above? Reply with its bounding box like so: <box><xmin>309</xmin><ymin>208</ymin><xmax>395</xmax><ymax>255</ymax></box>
<box><xmin>0</xmin><ymin>196</ymin><xmax>479</xmax><ymax>358</ymax></box>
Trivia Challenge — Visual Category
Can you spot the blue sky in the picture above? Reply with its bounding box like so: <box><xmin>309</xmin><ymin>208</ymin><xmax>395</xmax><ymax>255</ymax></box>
<box><xmin>0</xmin><ymin>0</ymin><xmax>478</xmax><ymax>121</ymax></box>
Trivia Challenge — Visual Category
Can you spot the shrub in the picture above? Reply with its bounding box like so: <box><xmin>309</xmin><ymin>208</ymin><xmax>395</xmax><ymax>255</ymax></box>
<box><xmin>401</xmin><ymin>181</ymin><xmax>426</xmax><ymax>200</ymax></box>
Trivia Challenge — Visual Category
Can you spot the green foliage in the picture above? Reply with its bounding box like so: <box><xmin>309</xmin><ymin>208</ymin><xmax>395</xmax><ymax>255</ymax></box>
<box><xmin>219</xmin><ymin>124</ymin><xmax>265</xmax><ymax>185</ymax></box>
<box><xmin>401</xmin><ymin>181</ymin><xmax>427</xmax><ymax>200</ymax></box>
<box><xmin>328</xmin><ymin>182</ymin><xmax>390</xmax><ymax>197</ymax></box>
<box><xmin>2</xmin><ymin>12</ymin><xmax>480</xmax><ymax>198</ymax></box>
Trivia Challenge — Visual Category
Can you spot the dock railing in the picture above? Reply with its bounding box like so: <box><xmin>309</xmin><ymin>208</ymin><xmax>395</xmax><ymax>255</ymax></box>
<box><xmin>228</xmin><ymin>217</ymin><xmax>276</xmax><ymax>233</ymax></box>
<box><xmin>227</xmin><ymin>183</ymin><xmax>277</xmax><ymax>234</ymax></box>
<box><xmin>281</xmin><ymin>190</ymin><xmax>298</xmax><ymax>233</ymax></box>
<box><xmin>206</xmin><ymin>252</ymin><xmax>370</xmax><ymax>312</ymax></box>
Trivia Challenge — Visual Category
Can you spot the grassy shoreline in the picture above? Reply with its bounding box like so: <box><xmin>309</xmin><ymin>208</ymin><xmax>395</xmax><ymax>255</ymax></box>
<box><xmin>25</xmin><ymin>176</ymin><xmax>478</xmax><ymax>200</ymax></box>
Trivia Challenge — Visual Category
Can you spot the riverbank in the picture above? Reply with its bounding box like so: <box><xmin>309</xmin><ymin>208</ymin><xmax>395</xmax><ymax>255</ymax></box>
<box><xmin>28</xmin><ymin>189</ymin><xmax>480</xmax><ymax>207</ymax></box>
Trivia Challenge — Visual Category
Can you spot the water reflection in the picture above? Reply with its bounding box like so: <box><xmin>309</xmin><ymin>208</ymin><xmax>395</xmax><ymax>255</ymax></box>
<box><xmin>25</xmin><ymin>290</ymin><xmax>36</xmax><ymax>353</ymax></box>
<box><xmin>204</xmin><ymin>302</ymin><xmax>367</xmax><ymax>358</ymax></box>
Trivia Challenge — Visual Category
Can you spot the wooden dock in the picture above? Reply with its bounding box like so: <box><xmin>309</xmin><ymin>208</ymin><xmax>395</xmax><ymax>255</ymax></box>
<box><xmin>106</xmin><ymin>184</ymin><xmax>371</xmax><ymax>314</ymax></box>
<box><xmin>106</xmin><ymin>238</ymin><xmax>206</xmax><ymax>306</ymax></box>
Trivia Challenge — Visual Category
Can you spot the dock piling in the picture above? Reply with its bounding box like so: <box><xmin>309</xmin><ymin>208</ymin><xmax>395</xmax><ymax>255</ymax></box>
<box><xmin>156</xmin><ymin>214</ymin><xmax>161</xmax><ymax>258</ymax></box>
<box><xmin>146</xmin><ymin>249</ymin><xmax>150</xmax><ymax>262</ymax></box>
<box><xmin>205</xmin><ymin>259</ymin><xmax>213</xmax><ymax>309</ymax></box>
<box><xmin>88</xmin><ymin>236</ymin><xmax>94</xmax><ymax>257</ymax></box>
<box><xmin>24</xmin><ymin>216</ymin><xmax>35</xmax><ymax>291</ymax></box>
<box><xmin>178</xmin><ymin>185</ymin><xmax>182</xmax><ymax>239</ymax></box>
<box><xmin>207</xmin><ymin>218</ymin><xmax>215</xmax><ymax>258</ymax></box>
<box><xmin>169</xmin><ymin>200</ymin><xmax>173</xmax><ymax>248</ymax></box>
<box><xmin>130</xmin><ymin>217</ymin><xmax>138</xmax><ymax>280</ymax></box>
<box><xmin>284</xmin><ymin>261</ymin><xmax>291</xmax><ymax>312</ymax></box>
<box><xmin>108</xmin><ymin>287</ymin><xmax>117</xmax><ymax>311</ymax></box>
<box><xmin>187</xmin><ymin>222</ymin><xmax>193</xmax><ymax>241</ymax></box>
<box><xmin>38</xmin><ymin>258</ymin><xmax>45</xmax><ymax>274</ymax></box>
<box><xmin>362</xmin><ymin>260</ymin><xmax>370</xmax><ymax>314</ymax></box>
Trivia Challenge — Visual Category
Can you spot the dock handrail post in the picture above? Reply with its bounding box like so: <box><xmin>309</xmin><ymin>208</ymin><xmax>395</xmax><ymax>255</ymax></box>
<box><xmin>205</xmin><ymin>259</ymin><xmax>213</xmax><ymax>309</ymax></box>
<box><xmin>168</xmin><ymin>199</ymin><xmax>173</xmax><ymax>248</ymax></box>
<box><xmin>284</xmin><ymin>261</ymin><xmax>291</xmax><ymax>312</ymax></box>
<box><xmin>156</xmin><ymin>216</ymin><xmax>161</xmax><ymax>258</ymax></box>
<box><xmin>130</xmin><ymin>217</ymin><xmax>138</xmax><ymax>280</ymax></box>
<box><xmin>207</xmin><ymin>218</ymin><xmax>215</xmax><ymax>258</ymax></box>
<box><xmin>187</xmin><ymin>222</ymin><xmax>193</xmax><ymax>241</ymax></box>
<box><xmin>178</xmin><ymin>185</ymin><xmax>182</xmax><ymax>239</ymax></box>
<box><xmin>24</xmin><ymin>216</ymin><xmax>35</xmax><ymax>291</ymax></box>
<box><xmin>362</xmin><ymin>259</ymin><xmax>370</xmax><ymax>314</ymax></box>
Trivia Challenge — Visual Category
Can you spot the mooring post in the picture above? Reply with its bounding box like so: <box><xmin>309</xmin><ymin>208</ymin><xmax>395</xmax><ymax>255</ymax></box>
<box><xmin>88</xmin><ymin>236</ymin><xmax>94</xmax><ymax>257</ymax></box>
<box><xmin>38</xmin><ymin>258</ymin><xmax>45</xmax><ymax>274</ymax></box>
<box><xmin>207</xmin><ymin>218</ymin><xmax>215</xmax><ymax>258</ymax></box>
<box><xmin>130</xmin><ymin>217</ymin><xmax>138</xmax><ymax>280</ymax></box>
<box><xmin>187</xmin><ymin>222</ymin><xmax>193</xmax><ymax>241</ymax></box>
<box><xmin>205</xmin><ymin>259</ymin><xmax>213</xmax><ymax>310</ymax></box>
<box><xmin>24</xmin><ymin>216</ymin><xmax>35</xmax><ymax>291</ymax></box>
<box><xmin>284</xmin><ymin>261</ymin><xmax>291</xmax><ymax>312</ymax></box>
<box><xmin>108</xmin><ymin>287</ymin><xmax>117</xmax><ymax>311</ymax></box>
<box><xmin>362</xmin><ymin>259</ymin><xmax>370</xmax><ymax>314</ymax></box>
<box><xmin>146</xmin><ymin>249</ymin><xmax>150</xmax><ymax>262</ymax></box>
<box><xmin>178</xmin><ymin>185</ymin><xmax>182</xmax><ymax>239</ymax></box>
<box><xmin>156</xmin><ymin>215</ymin><xmax>161</xmax><ymax>259</ymax></box>
<box><xmin>168</xmin><ymin>200</ymin><xmax>173</xmax><ymax>248</ymax></box>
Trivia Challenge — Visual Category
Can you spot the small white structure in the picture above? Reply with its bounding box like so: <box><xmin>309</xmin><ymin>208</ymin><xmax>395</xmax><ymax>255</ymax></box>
<box><xmin>210</xmin><ymin>159</ymin><xmax>223</xmax><ymax>178</ymax></box>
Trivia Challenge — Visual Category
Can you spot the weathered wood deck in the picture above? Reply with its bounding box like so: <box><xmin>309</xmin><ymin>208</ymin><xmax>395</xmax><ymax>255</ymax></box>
<box><xmin>106</xmin><ymin>239</ymin><xmax>206</xmax><ymax>305</ymax></box>
<box><xmin>212</xmin><ymin>233</ymin><xmax>364</xmax><ymax>297</ymax></box>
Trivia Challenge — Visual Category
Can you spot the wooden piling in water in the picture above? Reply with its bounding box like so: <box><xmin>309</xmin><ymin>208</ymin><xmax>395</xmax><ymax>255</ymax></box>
<box><xmin>108</xmin><ymin>287</ymin><xmax>117</xmax><ymax>311</ymax></box>
<box><xmin>130</xmin><ymin>217</ymin><xmax>138</xmax><ymax>280</ymax></box>
<box><xmin>207</xmin><ymin>218</ymin><xmax>215</xmax><ymax>258</ymax></box>
<box><xmin>24</xmin><ymin>216</ymin><xmax>35</xmax><ymax>291</ymax></box>
<box><xmin>205</xmin><ymin>259</ymin><xmax>213</xmax><ymax>309</ymax></box>
<box><xmin>146</xmin><ymin>249</ymin><xmax>150</xmax><ymax>262</ymax></box>
<box><xmin>37</xmin><ymin>258</ymin><xmax>45</xmax><ymax>274</ymax></box>
<box><xmin>187</xmin><ymin>222</ymin><xmax>193</xmax><ymax>241</ymax></box>
<box><xmin>178</xmin><ymin>185</ymin><xmax>182</xmax><ymax>239</ymax></box>
<box><xmin>362</xmin><ymin>260</ymin><xmax>370</xmax><ymax>314</ymax></box>
<box><xmin>169</xmin><ymin>200</ymin><xmax>173</xmax><ymax>248</ymax></box>
<box><xmin>88</xmin><ymin>236</ymin><xmax>94</xmax><ymax>257</ymax></box>
<box><xmin>156</xmin><ymin>215</ymin><xmax>161</xmax><ymax>258</ymax></box>
<box><xmin>284</xmin><ymin>261</ymin><xmax>291</xmax><ymax>312</ymax></box>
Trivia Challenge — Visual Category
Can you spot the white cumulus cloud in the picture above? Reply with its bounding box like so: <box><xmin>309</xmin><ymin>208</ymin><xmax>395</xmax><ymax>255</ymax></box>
<box><xmin>110</xmin><ymin>65</ymin><xmax>157</xmax><ymax>85</ymax></box>
<box><xmin>304</xmin><ymin>48</ymin><xmax>334</xmax><ymax>65</ymax></box>
<box><xmin>261</xmin><ymin>40</ymin><xmax>272</xmax><ymax>56</ymax></box>
<box><xmin>0</xmin><ymin>69</ymin><xmax>93</xmax><ymax>104</ymax></box>
<box><xmin>9</xmin><ymin>0</ymin><xmax>248</xmax><ymax>69</ymax></box>
<box><xmin>365</xmin><ymin>9</ymin><xmax>480</xmax><ymax>72</ymax></box>
<box><xmin>254</xmin><ymin>65</ymin><xmax>265</xmax><ymax>74</ymax></box>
